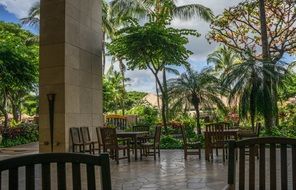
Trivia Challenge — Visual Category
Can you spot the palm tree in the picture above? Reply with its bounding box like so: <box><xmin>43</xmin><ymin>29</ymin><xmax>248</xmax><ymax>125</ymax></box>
<box><xmin>20</xmin><ymin>2</ymin><xmax>40</xmax><ymax>27</ymax></box>
<box><xmin>221</xmin><ymin>52</ymin><xmax>288</xmax><ymax>131</ymax></box>
<box><xmin>103</xmin><ymin>64</ymin><xmax>128</xmax><ymax>113</ymax></box>
<box><xmin>168</xmin><ymin>67</ymin><xmax>226</xmax><ymax>134</ymax></box>
<box><xmin>207</xmin><ymin>46</ymin><xmax>239</xmax><ymax>73</ymax></box>
<box><xmin>111</xmin><ymin>0</ymin><xmax>213</xmax><ymax>23</ymax></box>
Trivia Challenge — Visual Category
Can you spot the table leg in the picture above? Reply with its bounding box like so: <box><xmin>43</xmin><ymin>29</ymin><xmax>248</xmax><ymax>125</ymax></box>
<box><xmin>134</xmin><ymin>136</ymin><xmax>138</xmax><ymax>160</ymax></box>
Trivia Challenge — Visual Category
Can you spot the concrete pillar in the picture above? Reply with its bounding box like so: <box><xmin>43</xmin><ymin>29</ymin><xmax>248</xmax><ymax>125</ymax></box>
<box><xmin>39</xmin><ymin>0</ymin><xmax>103</xmax><ymax>152</ymax></box>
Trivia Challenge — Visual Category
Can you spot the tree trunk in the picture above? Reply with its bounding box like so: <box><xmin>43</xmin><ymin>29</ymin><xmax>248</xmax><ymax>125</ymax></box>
<box><xmin>119</xmin><ymin>58</ymin><xmax>125</xmax><ymax>115</ymax></box>
<box><xmin>0</xmin><ymin>90</ymin><xmax>9</xmax><ymax>129</ymax></box>
<box><xmin>102</xmin><ymin>32</ymin><xmax>106</xmax><ymax>75</ymax></box>
<box><xmin>259</xmin><ymin>0</ymin><xmax>275</xmax><ymax>132</ymax></box>
<box><xmin>12</xmin><ymin>103</ymin><xmax>20</xmax><ymax>122</ymax></box>
<box><xmin>192</xmin><ymin>94</ymin><xmax>201</xmax><ymax>134</ymax></box>
<box><xmin>162</xmin><ymin>69</ymin><xmax>169</xmax><ymax>121</ymax></box>
<box><xmin>156</xmin><ymin>80</ymin><xmax>161</xmax><ymax>110</ymax></box>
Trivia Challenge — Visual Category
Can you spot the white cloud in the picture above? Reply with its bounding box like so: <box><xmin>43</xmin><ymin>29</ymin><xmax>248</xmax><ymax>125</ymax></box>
<box><xmin>0</xmin><ymin>0</ymin><xmax>38</xmax><ymax>18</ymax></box>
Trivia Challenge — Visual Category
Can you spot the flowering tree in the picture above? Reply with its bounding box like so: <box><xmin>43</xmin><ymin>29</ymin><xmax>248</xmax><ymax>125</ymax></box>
<box><xmin>208</xmin><ymin>0</ymin><xmax>296</xmax><ymax>130</ymax></box>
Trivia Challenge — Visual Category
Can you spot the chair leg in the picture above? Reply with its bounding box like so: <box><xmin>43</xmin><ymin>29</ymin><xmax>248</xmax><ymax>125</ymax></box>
<box><xmin>184</xmin><ymin>149</ymin><xmax>187</xmax><ymax>160</ymax></box>
<box><xmin>216</xmin><ymin>148</ymin><xmax>218</xmax><ymax>156</ymax></box>
<box><xmin>199</xmin><ymin>147</ymin><xmax>201</xmax><ymax>159</ymax></box>
<box><xmin>158</xmin><ymin>146</ymin><xmax>160</xmax><ymax>158</ymax></box>
<box><xmin>154</xmin><ymin>147</ymin><xmax>156</xmax><ymax>160</ymax></box>
<box><xmin>116</xmin><ymin>150</ymin><xmax>119</xmax><ymax>164</ymax></box>
<box><xmin>127</xmin><ymin>148</ymin><xmax>130</xmax><ymax>162</ymax></box>
<box><xmin>223</xmin><ymin>148</ymin><xmax>225</xmax><ymax>162</ymax></box>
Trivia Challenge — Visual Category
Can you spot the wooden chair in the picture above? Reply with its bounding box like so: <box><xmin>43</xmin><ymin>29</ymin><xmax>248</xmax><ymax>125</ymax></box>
<box><xmin>239</xmin><ymin>123</ymin><xmax>262</xmax><ymax>139</ymax></box>
<box><xmin>0</xmin><ymin>153</ymin><xmax>112</xmax><ymax>190</ymax></box>
<box><xmin>140</xmin><ymin>126</ymin><xmax>161</xmax><ymax>160</ymax></box>
<box><xmin>70</xmin><ymin>128</ymin><xmax>84</xmax><ymax>153</ymax></box>
<box><xmin>181</xmin><ymin>126</ymin><xmax>201</xmax><ymax>159</ymax></box>
<box><xmin>80</xmin><ymin>127</ymin><xmax>95</xmax><ymax>154</ymax></box>
<box><xmin>100</xmin><ymin>127</ymin><xmax>130</xmax><ymax>164</ymax></box>
<box><xmin>206</xmin><ymin>123</ymin><xmax>227</xmax><ymax>161</ymax></box>
<box><xmin>95</xmin><ymin>127</ymin><xmax>104</xmax><ymax>153</ymax></box>
<box><xmin>133</xmin><ymin>125</ymin><xmax>150</xmax><ymax>141</ymax></box>
<box><xmin>224</xmin><ymin>137</ymin><xmax>296</xmax><ymax>190</ymax></box>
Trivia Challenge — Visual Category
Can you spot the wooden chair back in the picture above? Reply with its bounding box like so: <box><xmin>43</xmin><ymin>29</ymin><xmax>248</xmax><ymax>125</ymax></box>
<box><xmin>227</xmin><ymin>137</ymin><xmax>296</xmax><ymax>190</ymax></box>
<box><xmin>206</xmin><ymin>123</ymin><xmax>225</xmax><ymax>146</ymax></box>
<box><xmin>133</xmin><ymin>125</ymin><xmax>150</xmax><ymax>132</ymax></box>
<box><xmin>100</xmin><ymin>127</ymin><xmax>118</xmax><ymax>150</ymax></box>
<box><xmin>70</xmin><ymin>127</ymin><xmax>82</xmax><ymax>144</ymax></box>
<box><xmin>96</xmin><ymin>127</ymin><xmax>103</xmax><ymax>145</ymax></box>
<box><xmin>80</xmin><ymin>127</ymin><xmax>92</xmax><ymax>143</ymax></box>
<box><xmin>0</xmin><ymin>153</ymin><xmax>112</xmax><ymax>190</ymax></box>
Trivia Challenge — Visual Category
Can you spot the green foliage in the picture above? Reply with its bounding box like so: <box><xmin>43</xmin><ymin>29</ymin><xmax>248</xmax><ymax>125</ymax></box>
<box><xmin>279</xmin><ymin>73</ymin><xmax>296</xmax><ymax>100</ymax></box>
<box><xmin>0</xmin><ymin>21</ymin><xmax>38</xmax><ymax>126</ymax></box>
<box><xmin>160</xmin><ymin>135</ymin><xmax>182</xmax><ymax>149</ymax></box>
<box><xmin>103</xmin><ymin>65</ymin><xmax>126</xmax><ymax>113</ymax></box>
<box><xmin>124</xmin><ymin>91</ymin><xmax>147</xmax><ymax>110</ymax></box>
<box><xmin>0</xmin><ymin>123</ymin><xmax>39</xmax><ymax>147</ymax></box>
<box><xmin>127</xmin><ymin>103</ymin><xmax>158</xmax><ymax>125</ymax></box>
<box><xmin>168</xmin><ymin>67</ymin><xmax>226</xmax><ymax>133</ymax></box>
<box><xmin>108</xmin><ymin>22</ymin><xmax>198</xmax><ymax>71</ymax></box>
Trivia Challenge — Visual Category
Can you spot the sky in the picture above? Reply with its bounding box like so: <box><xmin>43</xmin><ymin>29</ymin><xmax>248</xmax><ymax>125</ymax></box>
<box><xmin>0</xmin><ymin>0</ymin><xmax>294</xmax><ymax>92</ymax></box>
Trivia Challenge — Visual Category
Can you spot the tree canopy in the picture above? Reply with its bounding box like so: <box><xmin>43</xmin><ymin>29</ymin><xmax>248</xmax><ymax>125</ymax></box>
<box><xmin>0</xmin><ymin>22</ymin><xmax>38</xmax><ymax>125</ymax></box>
<box><xmin>208</xmin><ymin>0</ymin><xmax>296</xmax><ymax>62</ymax></box>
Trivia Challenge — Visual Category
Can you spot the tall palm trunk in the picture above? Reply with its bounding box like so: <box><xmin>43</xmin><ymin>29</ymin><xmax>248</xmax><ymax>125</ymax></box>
<box><xmin>102</xmin><ymin>32</ymin><xmax>106</xmax><ymax>74</ymax></box>
<box><xmin>119</xmin><ymin>58</ymin><xmax>125</xmax><ymax>115</ymax></box>
<box><xmin>192</xmin><ymin>94</ymin><xmax>201</xmax><ymax>134</ymax></box>
<box><xmin>259</xmin><ymin>0</ymin><xmax>275</xmax><ymax>132</ymax></box>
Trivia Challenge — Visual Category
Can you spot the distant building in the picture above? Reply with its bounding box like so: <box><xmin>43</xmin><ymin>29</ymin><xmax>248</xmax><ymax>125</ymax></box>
<box><xmin>142</xmin><ymin>93</ymin><xmax>162</xmax><ymax>109</ymax></box>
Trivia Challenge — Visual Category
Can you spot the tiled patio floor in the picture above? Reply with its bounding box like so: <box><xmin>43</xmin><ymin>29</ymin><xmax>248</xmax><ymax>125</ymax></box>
<box><xmin>110</xmin><ymin>150</ymin><xmax>227</xmax><ymax>190</ymax></box>
<box><xmin>0</xmin><ymin>143</ymin><xmax>228</xmax><ymax>190</ymax></box>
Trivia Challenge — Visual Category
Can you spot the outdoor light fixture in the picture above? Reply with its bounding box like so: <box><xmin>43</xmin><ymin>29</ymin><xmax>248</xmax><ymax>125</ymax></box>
<box><xmin>47</xmin><ymin>93</ymin><xmax>56</xmax><ymax>152</ymax></box>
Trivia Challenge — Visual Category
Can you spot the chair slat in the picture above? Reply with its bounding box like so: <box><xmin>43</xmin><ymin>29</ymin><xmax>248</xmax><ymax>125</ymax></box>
<box><xmin>42</xmin><ymin>163</ymin><xmax>51</xmax><ymax>190</ymax></box>
<box><xmin>87</xmin><ymin>164</ymin><xmax>96</xmax><ymax>190</ymax></box>
<box><xmin>249</xmin><ymin>145</ymin><xmax>255</xmax><ymax>190</ymax></box>
<box><xmin>239</xmin><ymin>146</ymin><xmax>245</xmax><ymax>190</ymax></box>
<box><xmin>72</xmin><ymin>163</ymin><xmax>81</xmax><ymax>190</ymax></box>
<box><xmin>100</xmin><ymin>154</ymin><xmax>112</xmax><ymax>190</ymax></box>
<box><xmin>259</xmin><ymin>144</ymin><xmax>265</xmax><ymax>190</ymax></box>
<box><xmin>292</xmin><ymin>145</ymin><xmax>296</xmax><ymax>190</ymax></box>
<box><xmin>26</xmin><ymin>165</ymin><xmax>35</xmax><ymax>190</ymax></box>
<box><xmin>280</xmin><ymin>144</ymin><xmax>287</xmax><ymax>190</ymax></box>
<box><xmin>270</xmin><ymin>144</ymin><xmax>276</xmax><ymax>190</ymax></box>
<box><xmin>57</xmin><ymin>162</ymin><xmax>66</xmax><ymax>190</ymax></box>
<box><xmin>9</xmin><ymin>168</ymin><xmax>18</xmax><ymax>190</ymax></box>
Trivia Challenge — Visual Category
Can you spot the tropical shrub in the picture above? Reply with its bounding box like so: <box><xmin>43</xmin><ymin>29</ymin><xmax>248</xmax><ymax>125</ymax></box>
<box><xmin>127</xmin><ymin>103</ymin><xmax>159</xmax><ymax>125</ymax></box>
<box><xmin>160</xmin><ymin>135</ymin><xmax>182</xmax><ymax>149</ymax></box>
<box><xmin>0</xmin><ymin>123</ymin><xmax>39</xmax><ymax>147</ymax></box>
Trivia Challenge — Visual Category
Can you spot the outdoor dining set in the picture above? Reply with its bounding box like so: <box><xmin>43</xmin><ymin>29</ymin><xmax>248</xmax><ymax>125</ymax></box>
<box><xmin>69</xmin><ymin>125</ymin><xmax>161</xmax><ymax>164</ymax></box>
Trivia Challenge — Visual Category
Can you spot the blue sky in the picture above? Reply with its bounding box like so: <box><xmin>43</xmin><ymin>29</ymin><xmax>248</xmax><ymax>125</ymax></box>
<box><xmin>0</xmin><ymin>0</ymin><xmax>295</xmax><ymax>92</ymax></box>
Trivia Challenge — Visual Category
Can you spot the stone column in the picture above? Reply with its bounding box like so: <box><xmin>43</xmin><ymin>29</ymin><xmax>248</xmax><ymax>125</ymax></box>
<box><xmin>39</xmin><ymin>0</ymin><xmax>103</xmax><ymax>152</ymax></box>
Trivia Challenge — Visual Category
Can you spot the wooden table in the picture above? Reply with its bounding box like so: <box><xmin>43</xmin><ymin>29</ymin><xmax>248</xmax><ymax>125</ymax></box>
<box><xmin>117</xmin><ymin>131</ymin><xmax>148</xmax><ymax>160</ymax></box>
<box><xmin>204</xmin><ymin>129</ymin><xmax>239</xmax><ymax>161</ymax></box>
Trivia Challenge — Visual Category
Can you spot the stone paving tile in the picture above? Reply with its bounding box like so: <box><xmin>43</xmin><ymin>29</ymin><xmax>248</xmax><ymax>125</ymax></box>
<box><xmin>110</xmin><ymin>150</ymin><xmax>228</xmax><ymax>190</ymax></box>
